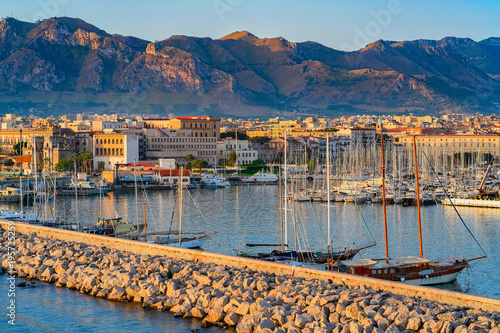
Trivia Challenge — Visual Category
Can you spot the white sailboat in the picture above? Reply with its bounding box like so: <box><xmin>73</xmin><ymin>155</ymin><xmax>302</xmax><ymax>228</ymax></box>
<box><xmin>150</xmin><ymin>167</ymin><xmax>214</xmax><ymax>248</ymax></box>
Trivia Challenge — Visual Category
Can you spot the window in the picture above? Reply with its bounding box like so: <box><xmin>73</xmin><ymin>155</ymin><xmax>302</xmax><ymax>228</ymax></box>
<box><xmin>112</xmin><ymin>148</ymin><xmax>115</xmax><ymax>155</ymax></box>
<box><xmin>112</xmin><ymin>139</ymin><xmax>115</xmax><ymax>144</ymax></box>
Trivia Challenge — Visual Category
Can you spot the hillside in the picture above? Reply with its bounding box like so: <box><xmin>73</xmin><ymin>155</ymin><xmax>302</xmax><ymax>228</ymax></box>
<box><xmin>0</xmin><ymin>17</ymin><xmax>498</xmax><ymax>117</ymax></box>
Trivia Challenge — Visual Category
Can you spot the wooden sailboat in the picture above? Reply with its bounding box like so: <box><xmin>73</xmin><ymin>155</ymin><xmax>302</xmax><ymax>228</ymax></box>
<box><xmin>329</xmin><ymin>122</ymin><xmax>486</xmax><ymax>285</ymax></box>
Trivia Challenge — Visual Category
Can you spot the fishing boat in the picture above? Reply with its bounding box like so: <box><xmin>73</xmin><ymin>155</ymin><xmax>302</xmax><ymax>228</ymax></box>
<box><xmin>82</xmin><ymin>216</ymin><xmax>144</xmax><ymax>237</ymax></box>
<box><xmin>0</xmin><ymin>186</ymin><xmax>30</xmax><ymax>204</ymax></box>
<box><xmin>328</xmin><ymin>123</ymin><xmax>486</xmax><ymax>285</ymax></box>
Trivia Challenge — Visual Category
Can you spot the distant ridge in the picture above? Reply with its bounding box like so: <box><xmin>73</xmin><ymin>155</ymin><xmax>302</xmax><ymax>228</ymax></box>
<box><xmin>0</xmin><ymin>17</ymin><xmax>498</xmax><ymax>117</ymax></box>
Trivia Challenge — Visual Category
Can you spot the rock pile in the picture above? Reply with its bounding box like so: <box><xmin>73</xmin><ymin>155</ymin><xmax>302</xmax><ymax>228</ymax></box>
<box><xmin>1</xmin><ymin>230</ymin><xmax>499</xmax><ymax>332</ymax></box>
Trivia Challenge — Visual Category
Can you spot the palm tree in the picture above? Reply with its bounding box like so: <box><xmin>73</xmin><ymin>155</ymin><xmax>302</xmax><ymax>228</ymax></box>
<box><xmin>185</xmin><ymin>154</ymin><xmax>194</xmax><ymax>170</ymax></box>
<box><xmin>71</xmin><ymin>152</ymin><xmax>81</xmax><ymax>174</ymax></box>
<box><xmin>97</xmin><ymin>161</ymin><xmax>105</xmax><ymax>172</ymax></box>
<box><xmin>80</xmin><ymin>151</ymin><xmax>93</xmax><ymax>174</ymax></box>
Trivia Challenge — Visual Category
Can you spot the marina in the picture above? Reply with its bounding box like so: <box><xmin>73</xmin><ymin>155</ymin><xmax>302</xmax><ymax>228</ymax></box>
<box><xmin>2</xmin><ymin>184</ymin><xmax>499</xmax><ymax>298</ymax></box>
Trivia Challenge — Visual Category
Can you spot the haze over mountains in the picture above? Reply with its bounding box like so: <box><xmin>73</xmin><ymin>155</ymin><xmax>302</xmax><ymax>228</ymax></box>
<box><xmin>0</xmin><ymin>17</ymin><xmax>499</xmax><ymax>117</ymax></box>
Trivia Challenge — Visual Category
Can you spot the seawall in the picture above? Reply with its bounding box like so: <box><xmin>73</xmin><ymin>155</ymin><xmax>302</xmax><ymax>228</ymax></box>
<box><xmin>2</xmin><ymin>220</ymin><xmax>498</xmax><ymax>313</ymax></box>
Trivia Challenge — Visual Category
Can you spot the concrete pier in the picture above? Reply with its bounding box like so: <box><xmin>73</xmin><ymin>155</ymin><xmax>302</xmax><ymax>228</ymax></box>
<box><xmin>1</xmin><ymin>221</ymin><xmax>499</xmax><ymax>331</ymax></box>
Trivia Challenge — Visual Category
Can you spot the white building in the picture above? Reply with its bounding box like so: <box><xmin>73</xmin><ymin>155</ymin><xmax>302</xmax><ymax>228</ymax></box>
<box><xmin>217</xmin><ymin>138</ymin><xmax>258</xmax><ymax>166</ymax></box>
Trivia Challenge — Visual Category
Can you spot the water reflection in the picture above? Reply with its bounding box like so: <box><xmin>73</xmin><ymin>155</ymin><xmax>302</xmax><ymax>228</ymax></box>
<box><xmin>4</xmin><ymin>185</ymin><xmax>499</xmax><ymax>299</ymax></box>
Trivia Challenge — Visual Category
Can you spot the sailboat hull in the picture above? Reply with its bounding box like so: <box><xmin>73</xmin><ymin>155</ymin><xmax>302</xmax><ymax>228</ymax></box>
<box><xmin>166</xmin><ymin>237</ymin><xmax>206</xmax><ymax>249</ymax></box>
<box><xmin>401</xmin><ymin>271</ymin><xmax>461</xmax><ymax>286</ymax></box>
<box><xmin>333</xmin><ymin>260</ymin><xmax>468</xmax><ymax>286</ymax></box>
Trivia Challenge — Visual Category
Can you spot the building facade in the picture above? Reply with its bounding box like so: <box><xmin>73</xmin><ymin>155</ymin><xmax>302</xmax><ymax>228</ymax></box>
<box><xmin>93</xmin><ymin>131</ymin><xmax>140</xmax><ymax>171</ymax></box>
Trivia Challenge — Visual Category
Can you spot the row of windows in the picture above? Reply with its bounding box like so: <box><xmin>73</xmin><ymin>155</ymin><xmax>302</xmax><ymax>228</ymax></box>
<box><xmin>181</xmin><ymin>123</ymin><xmax>216</xmax><ymax>129</ymax></box>
<box><xmin>404</xmin><ymin>137</ymin><xmax>497</xmax><ymax>142</ymax></box>
<box><xmin>146</xmin><ymin>149</ymin><xmax>214</xmax><ymax>156</ymax></box>
<box><xmin>148</xmin><ymin>144</ymin><xmax>216</xmax><ymax>149</ymax></box>
<box><xmin>96</xmin><ymin>138</ymin><xmax>123</xmax><ymax>144</ymax></box>
<box><xmin>409</xmin><ymin>142</ymin><xmax>497</xmax><ymax>148</ymax></box>
<box><xmin>96</xmin><ymin>148</ymin><xmax>124</xmax><ymax>156</ymax></box>
<box><xmin>149</xmin><ymin>137</ymin><xmax>215</xmax><ymax>143</ymax></box>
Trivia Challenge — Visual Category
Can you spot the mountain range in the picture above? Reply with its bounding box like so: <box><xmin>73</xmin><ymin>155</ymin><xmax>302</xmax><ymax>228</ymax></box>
<box><xmin>0</xmin><ymin>16</ymin><xmax>499</xmax><ymax>117</ymax></box>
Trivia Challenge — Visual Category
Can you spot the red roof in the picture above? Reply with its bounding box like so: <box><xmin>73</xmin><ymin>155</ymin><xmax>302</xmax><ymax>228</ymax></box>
<box><xmin>174</xmin><ymin>116</ymin><xmax>212</xmax><ymax>120</ymax></box>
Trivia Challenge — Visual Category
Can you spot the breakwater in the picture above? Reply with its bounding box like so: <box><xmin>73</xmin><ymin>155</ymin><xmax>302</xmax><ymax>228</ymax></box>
<box><xmin>1</xmin><ymin>222</ymin><xmax>499</xmax><ymax>332</ymax></box>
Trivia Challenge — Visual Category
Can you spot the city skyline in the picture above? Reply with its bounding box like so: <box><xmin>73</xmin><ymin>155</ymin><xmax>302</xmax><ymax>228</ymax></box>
<box><xmin>1</xmin><ymin>0</ymin><xmax>498</xmax><ymax>51</ymax></box>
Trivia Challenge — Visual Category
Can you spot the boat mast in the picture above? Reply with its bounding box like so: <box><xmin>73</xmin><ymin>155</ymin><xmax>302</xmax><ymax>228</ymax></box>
<box><xmin>326</xmin><ymin>133</ymin><xmax>331</xmax><ymax>248</ymax></box>
<box><xmin>134</xmin><ymin>159</ymin><xmax>139</xmax><ymax>238</ymax></box>
<box><xmin>143</xmin><ymin>191</ymin><xmax>147</xmax><ymax>238</ymax></box>
<box><xmin>284</xmin><ymin>130</ymin><xmax>288</xmax><ymax>249</ymax></box>
<box><xmin>179</xmin><ymin>166</ymin><xmax>183</xmax><ymax>246</ymax></box>
<box><xmin>19</xmin><ymin>129</ymin><xmax>23</xmax><ymax>218</ymax></box>
<box><xmin>235</xmin><ymin>127</ymin><xmax>238</xmax><ymax>176</ymax></box>
<box><xmin>413</xmin><ymin>135</ymin><xmax>424</xmax><ymax>258</ymax></box>
<box><xmin>377</xmin><ymin>121</ymin><xmax>389</xmax><ymax>262</ymax></box>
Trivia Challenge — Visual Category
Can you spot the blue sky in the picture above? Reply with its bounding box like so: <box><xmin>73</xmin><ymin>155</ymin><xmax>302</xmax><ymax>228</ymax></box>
<box><xmin>1</xmin><ymin>0</ymin><xmax>498</xmax><ymax>51</ymax></box>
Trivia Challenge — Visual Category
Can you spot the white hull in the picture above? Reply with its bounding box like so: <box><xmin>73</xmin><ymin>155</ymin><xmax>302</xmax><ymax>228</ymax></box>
<box><xmin>402</xmin><ymin>271</ymin><xmax>461</xmax><ymax>286</ymax></box>
<box><xmin>242</xmin><ymin>173</ymin><xmax>278</xmax><ymax>182</ymax></box>
<box><xmin>165</xmin><ymin>237</ymin><xmax>206</xmax><ymax>249</ymax></box>
<box><xmin>295</xmin><ymin>195</ymin><xmax>311</xmax><ymax>202</ymax></box>
<box><xmin>441</xmin><ymin>198</ymin><xmax>500</xmax><ymax>208</ymax></box>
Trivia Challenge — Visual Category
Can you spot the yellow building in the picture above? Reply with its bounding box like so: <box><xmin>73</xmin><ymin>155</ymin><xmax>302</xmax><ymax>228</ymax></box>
<box><xmin>246</xmin><ymin>129</ymin><xmax>271</xmax><ymax>138</ymax></box>
<box><xmin>270</xmin><ymin>120</ymin><xmax>302</xmax><ymax>138</ymax></box>
<box><xmin>0</xmin><ymin>127</ymin><xmax>75</xmax><ymax>169</ymax></box>
<box><xmin>93</xmin><ymin>132</ymin><xmax>140</xmax><ymax>171</ymax></box>
<box><xmin>398</xmin><ymin>134</ymin><xmax>500</xmax><ymax>158</ymax></box>
<box><xmin>169</xmin><ymin>116</ymin><xmax>221</xmax><ymax>139</ymax></box>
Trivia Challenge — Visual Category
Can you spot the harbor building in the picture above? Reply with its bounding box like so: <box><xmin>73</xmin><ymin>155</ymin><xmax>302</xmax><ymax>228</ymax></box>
<box><xmin>397</xmin><ymin>134</ymin><xmax>500</xmax><ymax>161</ymax></box>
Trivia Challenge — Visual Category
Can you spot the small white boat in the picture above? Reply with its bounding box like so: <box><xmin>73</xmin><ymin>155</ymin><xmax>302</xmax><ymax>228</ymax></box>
<box><xmin>200</xmin><ymin>174</ymin><xmax>231</xmax><ymax>188</ymax></box>
<box><xmin>242</xmin><ymin>172</ymin><xmax>278</xmax><ymax>183</ymax></box>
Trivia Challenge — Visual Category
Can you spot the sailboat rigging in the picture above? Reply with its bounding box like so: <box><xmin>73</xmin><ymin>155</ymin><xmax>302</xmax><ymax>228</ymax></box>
<box><xmin>147</xmin><ymin>167</ymin><xmax>215</xmax><ymax>248</ymax></box>
<box><xmin>329</xmin><ymin>122</ymin><xmax>486</xmax><ymax>285</ymax></box>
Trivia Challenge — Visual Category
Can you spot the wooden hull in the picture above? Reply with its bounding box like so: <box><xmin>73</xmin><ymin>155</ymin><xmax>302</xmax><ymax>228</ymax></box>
<box><xmin>330</xmin><ymin>259</ymin><xmax>468</xmax><ymax>286</ymax></box>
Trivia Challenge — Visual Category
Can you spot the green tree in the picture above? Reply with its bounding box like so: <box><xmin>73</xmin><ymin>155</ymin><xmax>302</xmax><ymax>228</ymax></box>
<box><xmin>307</xmin><ymin>159</ymin><xmax>317</xmax><ymax>173</ymax></box>
<box><xmin>97</xmin><ymin>161</ymin><xmax>105</xmax><ymax>172</ymax></box>
<box><xmin>80</xmin><ymin>151</ymin><xmax>93</xmax><ymax>174</ymax></box>
<box><xmin>4</xmin><ymin>159</ymin><xmax>14</xmax><ymax>167</ymax></box>
<box><xmin>185</xmin><ymin>154</ymin><xmax>194</xmax><ymax>170</ymax></box>
<box><xmin>192</xmin><ymin>159</ymin><xmax>208</xmax><ymax>174</ymax></box>
<box><xmin>54</xmin><ymin>158</ymin><xmax>74</xmax><ymax>172</ymax></box>
<box><xmin>71</xmin><ymin>152</ymin><xmax>81</xmax><ymax>173</ymax></box>
<box><xmin>221</xmin><ymin>132</ymin><xmax>249</xmax><ymax>140</ymax></box>
<box><xmin>227</xmin><ymin>150</ymin><xmax>236</xmax><ymax>166</ymax></box>
<box><xmin>250</xmin><ymin>159</ymin><xmax>265</xmax><ymax>167</ymax></box>
<box><xmin>13</xmin><ymin>141</ymin><xmax>27</xmax><ymax>155</ymax></box>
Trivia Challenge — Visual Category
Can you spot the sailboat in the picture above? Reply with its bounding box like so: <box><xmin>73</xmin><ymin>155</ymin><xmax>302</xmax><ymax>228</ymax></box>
<box><xmin>239</xmin><ymin>132</ymin><xmax>373</xmax><ymax>264</ymax></box>
<box><xmin>148</xmin><ymin>167</ymin><xmax>214</xmax><ymax>248</ymax></box>
<box><xmin>329</xmin><ymin>123</ymin><xmax>486</xmax><ymax>285</ymax></box>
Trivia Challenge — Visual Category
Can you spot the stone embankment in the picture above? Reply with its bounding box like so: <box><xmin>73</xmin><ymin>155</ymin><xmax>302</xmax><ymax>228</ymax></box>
<box><xmin>1</xmin><ymin>230</ymin><xmax>499</xmax><ymax>333</ymax></box>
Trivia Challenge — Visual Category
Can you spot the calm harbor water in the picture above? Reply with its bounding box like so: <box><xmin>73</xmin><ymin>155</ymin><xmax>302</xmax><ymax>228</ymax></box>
<box><xmin>1</xmin><ymin>185</ymin><xmax>499</xmax><ymax>331</ymax></box>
